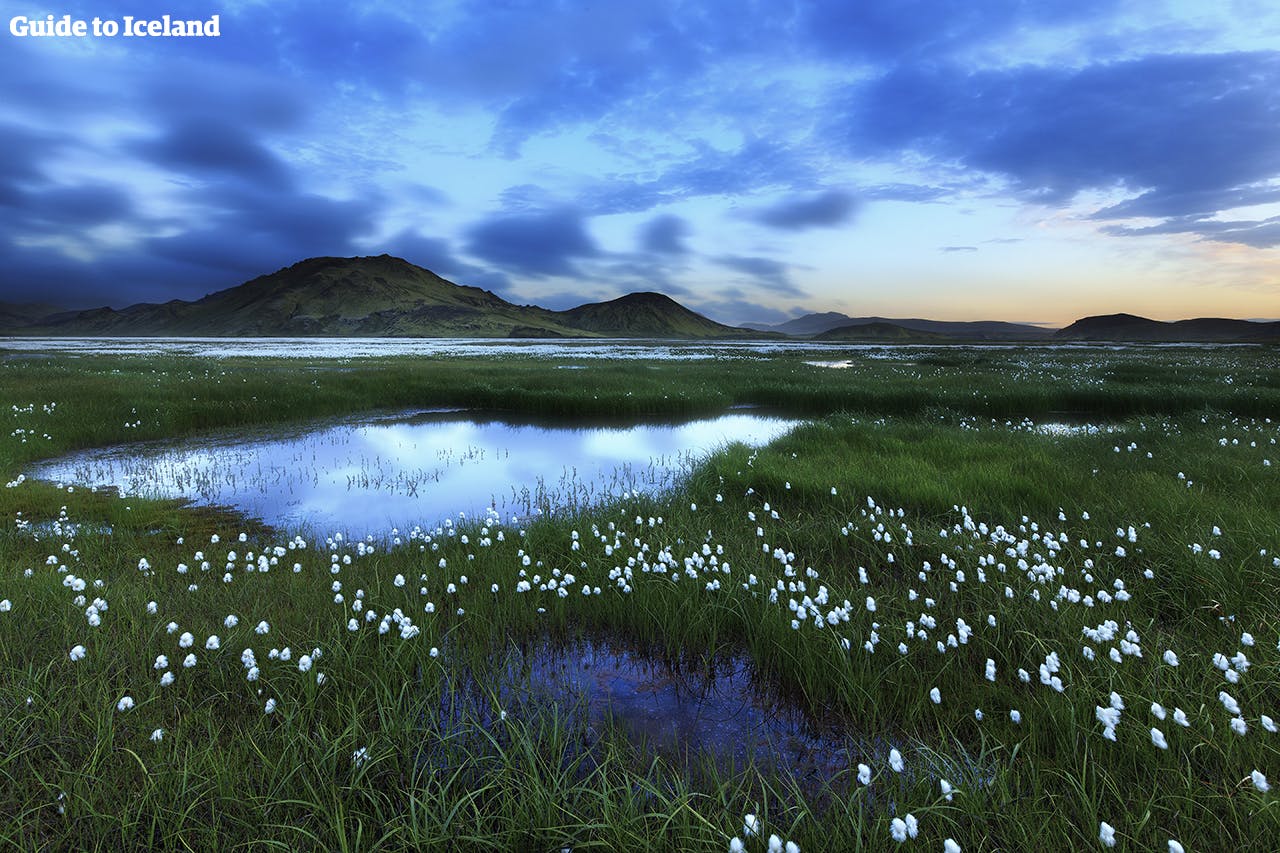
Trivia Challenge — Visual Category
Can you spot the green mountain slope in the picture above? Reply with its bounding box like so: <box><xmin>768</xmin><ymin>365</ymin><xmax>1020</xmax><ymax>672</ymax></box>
<box><xmin>10</xmin><ymin>255</ymin><xmax>763</xmax><ymax>339</ymax></box>
<box><xmin>558</xmin><ymin>292</ymin><xmax>746</xmax><ymax>338</ymax></box>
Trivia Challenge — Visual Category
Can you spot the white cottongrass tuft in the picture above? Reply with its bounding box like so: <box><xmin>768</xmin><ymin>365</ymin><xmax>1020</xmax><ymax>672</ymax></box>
<box><xmin>116</xmin><ymin>696</ymin><xmax>135</xmax><ymax>712</ymax></box>
<box><xmin>1099</xmin><ymin>821</ymin><xmax>1117</xmax><ymax>847</ymax></box>
<box><xmin>889</xmin><ymin>748</ymin><xmax>904</xmax><ymax>772</ymax></box>
<box><xmin>68</xmin><ymin>645</ymin><xmax>86</xmax><ymax>662</ymax></box>
<box><xmin>1252</xmin><ymin>770</ymin><xmax>1270</xmax><ymax>792</ymax></box>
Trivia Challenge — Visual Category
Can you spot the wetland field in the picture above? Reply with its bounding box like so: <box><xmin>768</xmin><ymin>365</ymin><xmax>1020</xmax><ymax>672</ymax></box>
<box><xmin>2</xmin><ymin>340</ymin><xmax>1280</xmax><ymax>851</ymax></box>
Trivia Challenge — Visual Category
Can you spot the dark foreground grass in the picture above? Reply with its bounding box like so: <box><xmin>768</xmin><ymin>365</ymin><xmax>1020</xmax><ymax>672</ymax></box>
<box><xmin>1</xmin><ymin>345</ymin><xmax>1279</xmax><ymax>850</ymax></box>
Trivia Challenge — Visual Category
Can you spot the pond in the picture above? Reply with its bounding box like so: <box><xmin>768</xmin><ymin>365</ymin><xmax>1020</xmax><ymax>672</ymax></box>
<box><xmin>31</xmin><ymin>410</ymin><xmax>801</xmax><ymax>535</ymax></box>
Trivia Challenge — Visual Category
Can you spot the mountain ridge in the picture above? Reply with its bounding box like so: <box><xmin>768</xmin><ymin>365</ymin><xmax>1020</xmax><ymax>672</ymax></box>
<box><xmin>1055</xmin><ymin>313</ymin><xmax>1280</xmax><ymax>342</ymax></box>
<box><xmin>6</xmin><ymin>255</ymin><xmax>752</xmax><ymax>339</ymax></box>
<box><xmin>744</xmin><ymin>312</ymin><xmax>1055</xmax><ymax>339</ymax></box>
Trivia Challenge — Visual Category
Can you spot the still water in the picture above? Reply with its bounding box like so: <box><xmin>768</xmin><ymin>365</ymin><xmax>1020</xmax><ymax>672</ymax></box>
<box><xmin>33</xmin><ymin>410</ymin><xmax>800</xmax><ymax>534</ymax></box>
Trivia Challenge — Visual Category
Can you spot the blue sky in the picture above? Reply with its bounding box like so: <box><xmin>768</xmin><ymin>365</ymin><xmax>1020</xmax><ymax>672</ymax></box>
<box><xmin>1</xmin><ymin>0</ymin><xmax>1278</xmax><ymax>325</ymax></box>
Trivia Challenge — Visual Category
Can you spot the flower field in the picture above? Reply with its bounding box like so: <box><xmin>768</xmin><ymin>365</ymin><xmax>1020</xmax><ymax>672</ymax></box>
<box><xmin>1</xmin><ymin>345</ymin><xmax>1279</xmax><ymax>850</ymax></box>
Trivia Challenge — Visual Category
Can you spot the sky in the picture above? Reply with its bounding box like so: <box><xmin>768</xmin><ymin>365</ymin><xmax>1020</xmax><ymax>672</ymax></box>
<box><xmin>1</xmin><ymin>0</ymin><xmax>1279</xmax><ymax>327</ymax></box>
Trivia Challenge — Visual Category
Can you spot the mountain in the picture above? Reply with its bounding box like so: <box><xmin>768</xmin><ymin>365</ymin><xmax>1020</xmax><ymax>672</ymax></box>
<box><xmin>9</xmin><ymin>255</ymin><xmax>756</xmax><ymax>339</ymax></box>
<box><xmin>746</xmin><ymin>312</ymin><xmax>1055</xmax><ymax>340</ymax></box>
<box><xmin>559</xmin><ymin>292</ymin><xmax>744</xmax><ymax>338</ymax></box>
<box><xmin>813</xmin><ymin>321</ymin><xmax>951</xmax><ymax>342</ymax></box>
<box><xmin>1056</xmin><ymin>313</ymin><xmax>1280</xmax><ymax>342</ymax></box>
<box><xmin>0</xmin><ymin>301</ymin><xmax>65</xmax><ymax>327</ymax></box>
<box><xmin>742</xmin><ymin>311</ymin><xmax>861</xmax><ymax>336</ymax></box>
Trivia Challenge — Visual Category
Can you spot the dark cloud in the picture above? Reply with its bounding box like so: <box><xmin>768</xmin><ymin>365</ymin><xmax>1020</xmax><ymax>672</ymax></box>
<box><xmin>803</xmin><ymin>0</ymin><xmax>1116</xmax><ymax>60</ymax></box>
<box><xmin>1101</xmin><ymin>215</ymin><xmax>1280</xmax><ymax>249</ymax></box>
<box><xmin>640</xmin><ymin>215</ymin><xmax>691</xmax><ymax>254</ymax></box>
<box><xmin>712</xmin><ymin>255</ymin><xmax>803</xmax><ymax>296</ymax></box>
<box><xmin>751</xmin><ymin>190</ymin><xmax>858</xmax><ymax>230</ymax></box>
<box><xmin>939</xmin><ymin>245</ymin><xmax>978</xmax><ymax>253</ymax></box>
<box><xmin>846</xmin><ymin>52</ymin><xmax>1280</xmax><ymax>212</ymax></box>
<box><xmin>132</xmin><ymin>120</ymin><xmax>294</xmax><ymax>189</ymax></box>
<box><xmin>2</xmin><ymin>184</ymin><xmax>136</xmax><ymax>229</ymax></box>
<box><xmin>1090</xmin><ymin>185</ymin><xmax>1280</xmax><ymax>221</ymax></box>
<box><xmin>147</xmin><ymin>185</ymin><xmax>378</xmax><ymax>277</ymax></box>
<box><xmin>381</xmin><ymin>230</ymin><xmax>512</xmax><ymax>294</ymax></box>
<box><xmin>463</xmin><ymin>208</ymin><xmax>600</xmax><ymax>278</ymax></box>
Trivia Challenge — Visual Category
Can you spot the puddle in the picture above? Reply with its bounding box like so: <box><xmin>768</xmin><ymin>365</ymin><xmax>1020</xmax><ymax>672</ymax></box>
<box><xmin>430</xmin><ymin>638</ymin><xmax>995</xmax><ymax>799</ymax></box>
<box><xmin>30</xmin><ymin>410</ymin><xmax>801</xmax><ymax>536</ymax></box>
<box><xmin>434</xmin><ymin>639</ymin><xmax>857</xmax><ymax>791</ymax></box>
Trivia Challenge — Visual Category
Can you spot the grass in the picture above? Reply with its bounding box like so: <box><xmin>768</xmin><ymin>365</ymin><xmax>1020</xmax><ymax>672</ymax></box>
<box><xmin>0</xmin><ymin>343</ymin><xmax>1279</xmax><ymax>850</ymax></box>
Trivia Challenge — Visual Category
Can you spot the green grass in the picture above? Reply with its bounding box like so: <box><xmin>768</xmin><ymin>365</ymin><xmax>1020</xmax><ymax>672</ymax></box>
<box><xmin>1</xmin><ymin>345</ymin><xmax>1279</xmax><ymax>850</ymax></box>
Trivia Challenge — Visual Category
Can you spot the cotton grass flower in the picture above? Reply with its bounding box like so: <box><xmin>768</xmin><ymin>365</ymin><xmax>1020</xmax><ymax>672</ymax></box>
<box><xmin>264</xmin><ymin>698</ymin><xmax>277</xmax><ymax>714</ymax></box>
<box><xmin>890</xmin><ymin>818</ymin><xmax>908</xmax><ymax>843</ymax></box>
<box><xmin>68</xmin><ymin>644</ymin><xmax>86</xmax><ymax>662</ymax></box>
<box><xmin>743</xmin><ymin>814</ymin><xmax>760</xmax><ymax>837</ymax></box>
<box><xmin>857</xmin><ymin>763</ymin><xmax>871</xmax><ymax>785</ymax></box>
<box><xmin>889</xmin><ymin>748</ymin><xmax>904</xmax><ymax>772</ymax></box>
<box><xmin>150</xmin><ymin>728</ymin><xmax>164</xmax><ymax>743</ymax></box>
<box><xmin>1252</xmin><ymin>770</ymin><xmax>1270</xmax><ymax>792</ymax></box>
<box><xmin>1150</xmin><ymin>727</ymin><xmax>1168</xmax><ymax>749</ymax></box>
<box><xmin>116</xmin><ymin>696</ymin><xmax>135</xmax><ymax>712</ymax></box>
<box><xmin>1099</xmin><ymin>821</ymin><xmax>1117</xmax><ymax>847</ymax></box>
<box><xmin>944</xmin><ymin>840</ymin><xmax>961</xmax><ymax>853</ymax></box>
<box><xmin>729</xmin><ymin>839</ymin><xmax>744</xmax><ymax>853</ymax></box>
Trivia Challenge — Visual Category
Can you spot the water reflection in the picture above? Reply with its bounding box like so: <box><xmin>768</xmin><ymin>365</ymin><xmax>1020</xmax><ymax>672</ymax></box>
<box><xmin>436</xmin><ymin>639</ymin><xmax>858</xmax><ymax>790</ymax></box>
<box><xmin>32</xmin><ymin>411</ymin><xmax>800</xmax><ymax>535</ymax></box>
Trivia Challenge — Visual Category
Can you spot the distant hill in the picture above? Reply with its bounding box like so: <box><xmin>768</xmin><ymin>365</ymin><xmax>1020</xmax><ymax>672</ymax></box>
<box><xmin>813</xmin><ymin>321</ymin><xmax>951</xmax><ymax>342</ymax></box>
<box><xmin>559</xmin><ymin>292</ymin><xmax>743</xmax><ymax>338</ymax></box>
<box><xmin>0</xmin><ymin>301</ymin><xmax>66</xmax><ymax>327</ymax></box>
<box><xmin>746</xmin><ymin>312</ymin><xmax>1055</xmax><ymax>340</ymax></box>
<box><xmin>1056</xmin><ymin>313</ymin><xmax>1280</xmax><ymax>342</ymax></box>
<box><xmin>7</xmin><ymin>255</ymin><xmax>757</xmax><ymax>339</ymax></box>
